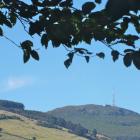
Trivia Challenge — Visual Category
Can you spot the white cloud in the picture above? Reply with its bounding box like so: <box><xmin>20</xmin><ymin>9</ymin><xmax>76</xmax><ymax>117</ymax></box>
<box><xmin>0</xmin><ymin>76</ymin><xmax>33</xmax><ymax>92</ymax></box>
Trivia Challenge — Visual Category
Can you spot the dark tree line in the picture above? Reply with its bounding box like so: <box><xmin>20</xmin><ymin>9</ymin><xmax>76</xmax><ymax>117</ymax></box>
<box><xmin>19</xmin><ymin>110</ymin><xmax>90</xmax><ymax>138</ymax></box>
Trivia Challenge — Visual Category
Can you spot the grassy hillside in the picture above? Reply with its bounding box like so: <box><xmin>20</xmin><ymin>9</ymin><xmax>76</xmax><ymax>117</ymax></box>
<box><xmin>0</xmin><ymin>110</ymin><xmax>87</xmax><ymax>140</ymax></box>
<box><xmin>47</xmin><ymin>104</ymin><xmax>140</xmax><ymax>140</ymax></box>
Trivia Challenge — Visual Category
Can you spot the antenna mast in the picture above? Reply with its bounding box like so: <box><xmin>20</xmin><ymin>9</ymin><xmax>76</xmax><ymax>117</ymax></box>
<box><xmin>112</xmin><ymin>91</ymin><xmax>116</xmax><ymax>107</ymax></box>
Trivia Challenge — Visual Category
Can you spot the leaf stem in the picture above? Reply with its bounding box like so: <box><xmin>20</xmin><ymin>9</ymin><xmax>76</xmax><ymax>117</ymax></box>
<box><xmin>3</xmin><ymin>35</ymin><xmax>20</xmax><ymax>48</ymax></box>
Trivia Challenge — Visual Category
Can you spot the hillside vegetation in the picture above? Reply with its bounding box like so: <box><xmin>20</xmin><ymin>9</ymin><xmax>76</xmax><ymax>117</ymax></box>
<box><xmin>0</xmin><ymin>100</ymin><xmax>98</xmax><ymax>139</ymax></box>
<box><xmin>47</xmin><ymin>104</ymin><xmax>140</xmax><ymax>140</ymax></box>
<box><xmin>0</xmin><ymin>110</ymin><xmax>87</xmax><ymax>140</ymax></box>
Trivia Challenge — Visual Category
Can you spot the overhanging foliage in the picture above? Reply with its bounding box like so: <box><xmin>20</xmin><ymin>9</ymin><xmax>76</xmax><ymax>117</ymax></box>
<box><xmin>1</xmin><ymin>0</ymin><xmax>140</xmax><ymax>69</ymax></box>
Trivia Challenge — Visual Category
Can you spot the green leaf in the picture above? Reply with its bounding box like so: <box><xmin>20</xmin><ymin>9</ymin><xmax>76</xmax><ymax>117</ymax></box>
<box><xmin>0</xmin><ymin>2</ymin><xmax>5</xmax><ymax>8</ymax></box>
<box><xmin>82</xmin><ymin>2</ymin><xmax>96</xmax><ymax>15</ymax></box>
<box><xmin>31</xmin><ymin>50</ymin><xmax>39</xmax><ymax>61</ymax></box>
<box><xmin>111</xmin><ymin>50</ymin><xmax>119</xmax><ymax>62</ymax></box>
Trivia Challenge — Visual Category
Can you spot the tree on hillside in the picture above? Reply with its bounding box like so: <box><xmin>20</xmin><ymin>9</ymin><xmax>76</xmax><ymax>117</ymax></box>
<box><xmin>1</xmin><ymin>0</ymin><xmax>140</xmax><ymax>69</ymax></box>
<box><xmin>0</xmin><ymin>128</ymin><xmax>2</xmax><ymax>132</ymax></box>
<box><xmin>92</xmin><ymin>128</ymin><xmax>97</xmax><ymax>138</ymax></box>
<box><xmin>32</xmin><ymin>137</ymin><xmax>37</xmax><ymax>140</ymax></box>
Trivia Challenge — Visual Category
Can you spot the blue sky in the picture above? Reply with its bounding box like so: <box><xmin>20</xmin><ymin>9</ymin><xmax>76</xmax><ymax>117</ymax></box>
<box><xmin>0</xmin><ymin>0</ymin><xmax>140</xmax><ymax>113</ymax></box>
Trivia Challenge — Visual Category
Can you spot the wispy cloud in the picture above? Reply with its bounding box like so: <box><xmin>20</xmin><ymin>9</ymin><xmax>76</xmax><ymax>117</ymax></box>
<box><xmin>0</xmin><ymin>76</ymin><xmax>33</xmax><ymax>92</ymax></box>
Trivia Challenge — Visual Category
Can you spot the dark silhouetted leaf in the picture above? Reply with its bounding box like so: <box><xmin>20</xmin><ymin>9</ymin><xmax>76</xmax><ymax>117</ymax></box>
<box><xmin>21</xmin><ymin>40</ymin><xmax>33</xmax><ymax>50</ymax></box>
<box><xmin>64</xmin><ymin>52</ymin><xmax>74</xmax><ymax>68</ymax></box>
<box><xmin>64</xmin><ymin>58</ymin><xmax>72</xmax><ymax>69</ymax></box>
<box><xmin>23</xmin><ymin>50</ymin><xmax>30</xmax><ymax>63</ymax></box>
<box><xmin>124</xmin><ymin>49</ymin><xmax>135</xmax><ymax>53</ymax></box>
<box><xmin>29</xmin><ymin>21</ymin><xmax>43</xmax><ymax>35</ymax></box>
<box><xmin>59</xmin><ymin>0</ymin><xmax>72</xmax><ymax>7</ymax></box>
<box><xmin>82</xmin><ymin>2</ymin><xmax>96</xmax><ymax>15</ymax></box>
<box><xmin>1</xmin><ymin>0</ymin><xmax>140</xmax><ymax>70</ymax></box>
<box><xmin>120</xmin><ymin>18</ymin><xmax>129</xmax><ymax>33</ymax></box>
<box><xmin>133</xmin><ymin>51</ymin><xmax>140</xmax><ymax>70</ymax></box>
<box><xmin>96</xmin><ymin>52</ymin><xmax>105</xmax><ymax>59</ymax></box>
<box><xmin>41</xmin><ymin>34</ymin><xmax>49</xmax><ymax>49</ymax></box>
<box><xmin>0</xmin><ymin>27</ymin><xmax>3</xmax><ymax>36</ymax></box>
<box><xmin>52</xmin><ymin>40</ymin><xmax>61</xmax><ymax>48</ymax></box>
<box><xmin>111</xmin><ymin>50</ymin><xmax>119</xmax><ymax>62</ymax></box>
<box><xmin>123</xmin><ymin>53</ymin><xmax>133</xmax><ymax>67</ymax></box>
<box><xmin>9</xmin><ymin>13</ymin><xmax>17</xmax><ymax>25</ymax></box>
<box><xmin>31</xmin><ymin>50</ymin><xmax>39</xmax><ymax>61</ymax></box>
<box><xmin>85</xmin><ymin>56</ymin><xmax>90</xmax><ymax>63</ymax></box>
<box><xmin>95</xmin><ymin>0</ymin><xmax>101</xmax><ymax>4</ymax></box>
<box><xmin>67</xmin><ymin>52</ymin><xmax>74</xmax><ymax>60</ymax></box>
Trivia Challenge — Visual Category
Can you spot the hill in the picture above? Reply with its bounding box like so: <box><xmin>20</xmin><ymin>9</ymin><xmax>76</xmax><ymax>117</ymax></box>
<box><xmin>47</xmin><ymin>104</ymin><xmax>140</xmax><ymax>140</ymax></box>
<box><xmin>0</xmin><ymin>100</ymin><xmax>110</xmax><ymax>140</ymax></box>
<box><xmin>0</xmin><ymin>110</ymin><xmax>87</xmax><ymax>140</ymax></box>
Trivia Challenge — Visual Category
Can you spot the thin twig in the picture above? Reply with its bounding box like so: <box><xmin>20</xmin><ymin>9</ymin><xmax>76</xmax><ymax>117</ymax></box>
<box><xmin>101</xmin><ymin>40</ymin><xmax>113</xmax><ymax>50</ymax></box>
<box><xmin>63</xmin><ymin>44</ymin><xmax>73</xmax><ymax>52</ymax></box>
<box><xmin>17</xmin><ymin>16</ymin><xmax>29</xmax><ymax>34</ymax></box>
<box><xmin>3</xmin><ymin>35</ymin><xmax>20</xmax><ymax>48</ymax></box>
<box><xmin>101</xmin><ymin>40</ymin><xmax>124</xmax><ymax>56</ymax></box>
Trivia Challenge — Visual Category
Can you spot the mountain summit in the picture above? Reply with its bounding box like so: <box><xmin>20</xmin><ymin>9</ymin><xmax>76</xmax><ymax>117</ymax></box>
<box><xmin>47</xmin><ymin>104</ymin><xmax>140</xmax><ymax>140</ymax></box>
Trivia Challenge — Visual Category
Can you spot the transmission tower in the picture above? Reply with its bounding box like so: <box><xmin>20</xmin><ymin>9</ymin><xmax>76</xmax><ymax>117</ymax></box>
<box><xmin>112</xmin><ymin>89</ymin><xmax>116</xmax><ymax>107</ymax></box>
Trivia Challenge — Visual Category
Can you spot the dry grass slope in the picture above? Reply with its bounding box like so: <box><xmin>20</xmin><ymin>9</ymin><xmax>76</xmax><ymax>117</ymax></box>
<box><xmin>0</xmin><ymin>110</ymin><xmax>87</xmax><ymax>140</ymax></box>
